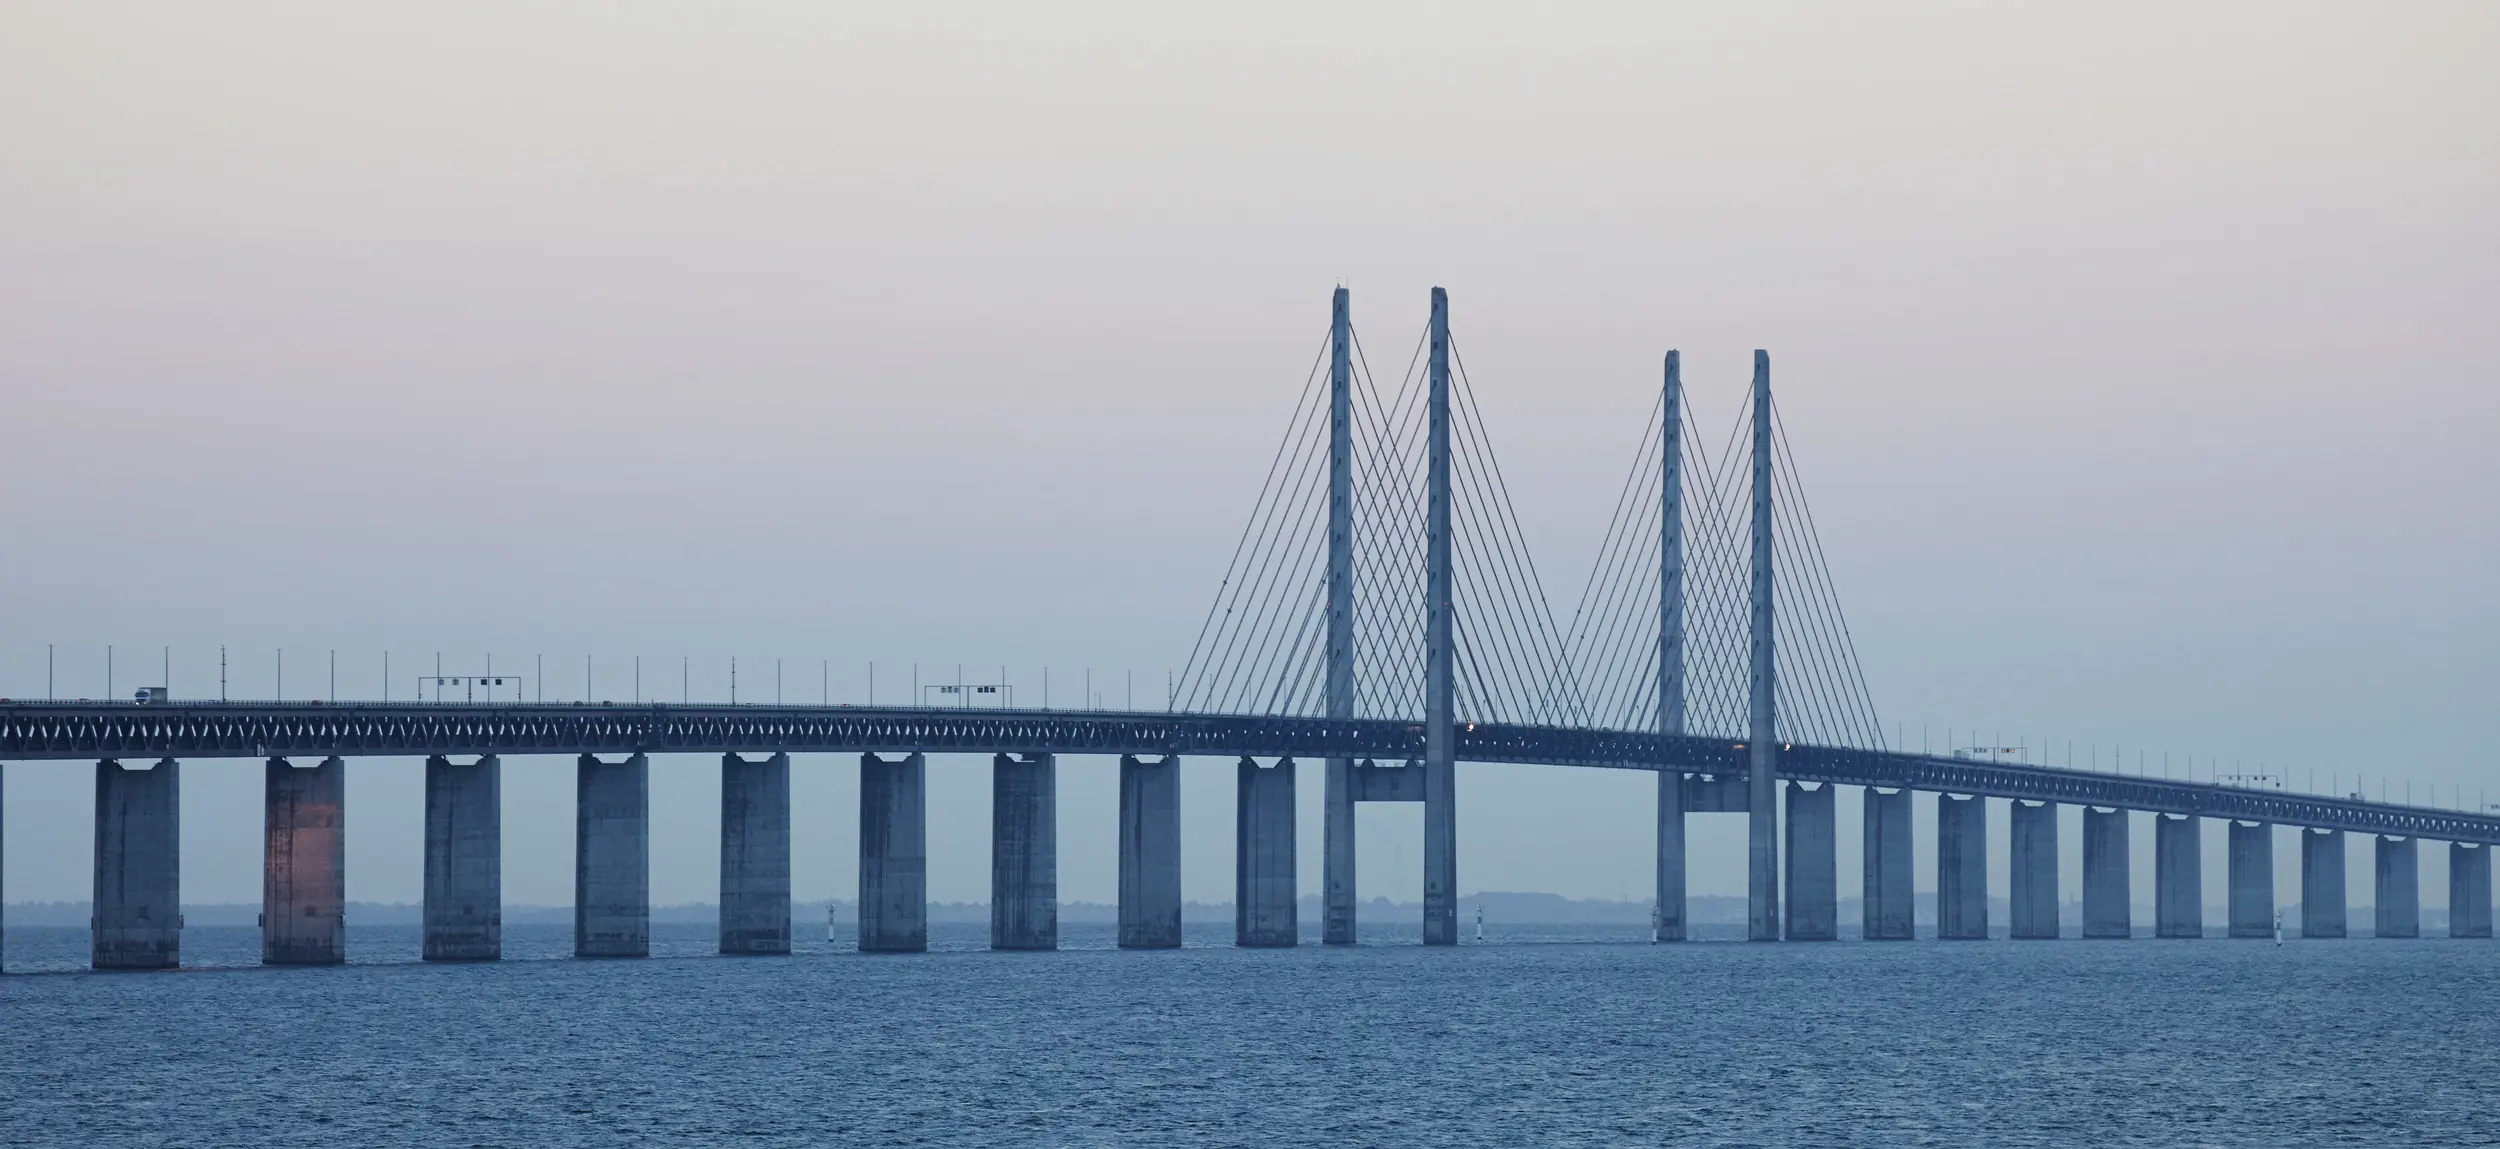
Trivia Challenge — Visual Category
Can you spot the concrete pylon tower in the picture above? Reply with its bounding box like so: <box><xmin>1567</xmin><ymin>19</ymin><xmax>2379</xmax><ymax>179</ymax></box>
<box><xmin>1423</xmin><ymin>286</ymin><xmax>1459</xmax><ymax>946</ymax></box>
<box><xmin>1654</xmin><ymin>350</ymin><xmax>1688</xmax><ymax>941</ymax></box>
<box><xmin>1322</xmin><ymin>286</ymin><xmax>1359</xmax><ymax>945</ymax></box>
<box><xmin>1747</xmin><ymin>350</ymin><xmax>1780</xmax><ymax>941</ymax></box>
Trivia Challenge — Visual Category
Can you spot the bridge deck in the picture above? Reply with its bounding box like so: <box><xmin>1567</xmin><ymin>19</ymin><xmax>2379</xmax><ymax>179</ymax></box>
<box><xmin>3</xmin><ymin>701</ymin><xmax>2492</xmax><ymax>845</ymax></box>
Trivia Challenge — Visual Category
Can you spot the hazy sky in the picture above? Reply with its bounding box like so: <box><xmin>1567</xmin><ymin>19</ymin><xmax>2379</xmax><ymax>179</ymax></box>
<box><xmin>3</xmin><ymin>3</ymin><xmax>2494</xmax><ymax>912</ymax></box>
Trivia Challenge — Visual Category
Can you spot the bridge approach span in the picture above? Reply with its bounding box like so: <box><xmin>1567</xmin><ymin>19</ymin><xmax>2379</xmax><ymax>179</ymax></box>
<box><xmin>4</xmin><ymin>702</ymin><xmax>2490</xmax><ymax>845</ymax></box>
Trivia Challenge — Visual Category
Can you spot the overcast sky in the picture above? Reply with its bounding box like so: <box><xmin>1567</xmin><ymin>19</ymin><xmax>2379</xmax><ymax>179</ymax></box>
<box><xmin>3</xmin><ymin>2</ymin><xmax>2493</xmax><ymax>913</ymax></box>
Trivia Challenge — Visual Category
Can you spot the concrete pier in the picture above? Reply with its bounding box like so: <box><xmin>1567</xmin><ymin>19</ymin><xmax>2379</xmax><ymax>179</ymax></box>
<box><xmin>262</xmin><ymin>756</ymin><xmax>345</xmax><ymax>965</ymax></box>
<box><xmin>2009</xmin><ymin>800</ymin><xmax>2058</xmax><ymax>939</ymax></box>
<box><xmin>2082</xmin><ymin>806</ymin><xmax>2130</xmax><ymax>938</ymax></box>
<box><xmin>1119</xmin><ymin>754</ymin><xmax>1182</xmax><ymax>949</ymax></box>
<box><xmin>1323</xmin><ymin>755</ymin><xmax>1355</xmax><ymax>944</ymax></box>
<box><xmin>1655</xmin><ymin>770</ymin><xmax>1686</xmax><ymax>941</ymax></box>
<box><xmin>574</xmin><ymin>753</ymin><xmax>650</xmax><ymax>958</ymax></box>
<box><xmin>2226</xmin><ymin>821</ymin><xmax>2273</xmax><ymax>939</ymax></box>
<box><xmin>2374</xmin><ymin>835</ymin><xmax>2419</xmax><ymax>938</ymax></box>
<box><xmin>2155</xmin><ymin>814</ymin><xmax>2202</xmax><ymax>938</ymax></box>
<box><xmin>423</xmin><ymin>754</ymin><xmax>501</xmax><ymax>961</ymax></box>
<box><xmin>859</xmin><ymin>752</ymin><xmax>928</xmax><ymax>953</ymax></box>
<box><xmin>1423</xmin><ymin>753</ymin><xmax>1457</xmax><ymax>945</ymax></box>
<box><xmin>93</xmin><ymin>758</ymin><xmax>180</xmax><ymax>969</ymax></box>
<box><xmin>1936</xmin><ymin>794</ymin><xmax>1986</xmax><ymax>939</ymax></box>
<box><xmin>719</xmin><ymin>752</ymin><xmax>791</xmax><ymax>955</ymax></box>
<box><xmin>1862</xmin><ymin>787</ymin><xmax>1914</xmax><ymax>940</ymax></box>
<box><xmin>1236</xmin><ymin>756</ymin><xmax>1298</xmax><ymax>947</ymax></box>
<box><xmin>1783</xmin><ymin>782</ymin><xmax>1836</xmax><ymax>940</ymax></box>
<box><xmin>2301</xmin><ymin>828</ymin><xmax>2346</xmax><ymax>937</ymax></box>
<box><xmin>991</xmin><ymin>753</ymin><xmax>1058</xmax><ymax>951</ymax></box>
<box><xmin>2450</xmin><ymin>843</ymin><xmax>2492</xmax><ymax>939</ymax></box>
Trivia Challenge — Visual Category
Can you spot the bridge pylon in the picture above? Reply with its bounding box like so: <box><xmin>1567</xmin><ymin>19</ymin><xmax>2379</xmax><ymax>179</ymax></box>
<box><xmin>1747</xmin><ymin>351</ymin><xmax>1779</xmax><ymax>942</ymax></box>
<box><xmin>1323</xmin><ymin>287</ymin><xmax>1357</xmax><ymax>945</ymax></box>
<box><xmin>1423</xmin><ymin>286</ymin><xmax>1458</xmax><ymax>946</ymax></box>
<box><xmin>1655</xmin><ymin>350</ymin><xmax>1687</xmax><ymax>941</ymax></box>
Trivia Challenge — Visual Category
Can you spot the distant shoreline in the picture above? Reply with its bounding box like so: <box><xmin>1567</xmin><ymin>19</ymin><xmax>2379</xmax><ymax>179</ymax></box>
<box><xmin>3</xmin><ymin>893</ymin><xmax>2423</xmax><ymax>930</ymax></box>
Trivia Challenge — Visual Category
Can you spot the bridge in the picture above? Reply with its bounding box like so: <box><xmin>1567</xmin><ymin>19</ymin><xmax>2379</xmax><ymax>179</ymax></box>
<box><xmin>9</xmin><ymin>286</ymin><xmax>2493</xmax><ymax>969</ymax></box>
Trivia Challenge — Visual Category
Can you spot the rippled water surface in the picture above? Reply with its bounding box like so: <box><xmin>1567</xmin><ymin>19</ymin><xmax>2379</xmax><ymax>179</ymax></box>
<box><xmin>4</xmin><ymin>922</ymin><xmax>2494</xmax><ymax>1146</ymax></box>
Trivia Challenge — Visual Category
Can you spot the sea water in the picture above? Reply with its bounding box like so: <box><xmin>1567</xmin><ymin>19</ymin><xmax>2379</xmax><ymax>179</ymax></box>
<box><xmin>3</xmin><ymin>922</ymin><xmax>2493</xmax><ymax>1145</ymax></box>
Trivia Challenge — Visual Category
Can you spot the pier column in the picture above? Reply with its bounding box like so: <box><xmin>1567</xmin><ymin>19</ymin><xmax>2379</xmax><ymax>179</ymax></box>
<box><xmin>2155</xmin><ymin>814</ymin><xmax>2202</xmax><ymax>938</ymax></box>
<box><xmin>2082</xmin><ymin>806</ymin><xmax>2130</xmax><ymax>938</ymax></box>
<box><xmin>1783</xmin><ymin>782</ymin><xmax>1836</xmax><ymax>940</ymax></box>
<box><xmin>1324</xmin><ymin>758</ymin><xmax>1354</xmax><ymax>944</ymax></box>
<box><xmin>858</xmin><ymin>753</ymin><xmax>928</xmax><ymax>952</ymax></box>
<box><xmin>93</xmin><ymin>758</ymin><xmax>180</xmax><ymax>969</ymax></box>
<box><xmin>1862</xmin><ymin>787</ymin><xmax>1913</xmax><ymax>940</ymax></box>
<box><xmin>2450</xmin><ymin>843</ymin><xmax>2492</xmax><ymax>939</ymax></box>
<box><xmin>423</xmin><ymin>754</ymin><xmax>500</xmax><ymax>961</ymax></box>
<box><xmin>2300</xmin><ymin>828</ymin><xmax>2346</xmax><ymax>938</ymax></box>
<box><xmin>2227</xmin><ymin>821</ymin><xmax>2274</xmax><ymax>939</ymax></box>
<box><xmin>263</xmin><ymin>756</ymin><xmax>345</xmax><ymax>965</ymax></box>
<box><xmin>1655</xmin><ymin>771</ymin><xmax>1687</xmax><ymax>940</ymax></box>
<box><xmin>1119</xmin><ymin>755</ymin><xmax>1182</xmax><ymax>949</ymax></box>
<box><xmin>2374</xmin><ymin>835</ymin><xmax>2419</xmax><ymax>938</ymax></box>
<box><xmin>1237</xmin><ymin>757</ymin><xmax>1298</xmax><ymax>947</ymax></box>
<box><xmin>576</xmin><ymin>754</ymin><xmax>650</xmax><ymax>958</ymax></box>
<box><xmin>1936</xmin><ymin>794</ymin><xmax>1986</xmax><ymax>939</ymax></box>
<box><xmin>2009</xmin><ymin>800</ymin><xmax>2058</xmax><ymax>939</ymax></box>
<box><xmin>719</xmin><ymin>752</ymin><xmax>791</xmax><ymax>955</ymax></box>
<box><xmin>991</xmin><ymin>753</ymin><xmax>1057</xmax><ymax>951</ymax></box>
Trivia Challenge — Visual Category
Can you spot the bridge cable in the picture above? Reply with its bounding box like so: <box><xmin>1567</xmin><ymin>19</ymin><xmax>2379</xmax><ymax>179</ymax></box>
<box><xmin>1212</xmin><ymin>409</ymin><xmax>1341</xmax><ymax>713</ymax></box>
<box><xmin>1349</xmin><ymin>323</ymin><xmax>1432</xmax><ymax>718</ymax></box>
<box><xmin>1677</xmin><ymin>398</ymin><xmax>1758</xmax><ymax>737</ymax></box>
<box><xmin>1447</xmin><ymin>422</ymin><xmax>1548</xmax><ymax>722</ymax></box>
<box><xmin>1772</xmin><ymin>401</ymin><xmax>1886</xmax><ymax>748</ymax></box>
<box><xmin>1769</xmin><ymin>480</ymin><xmax>1849</xmax><ymax>743</ymax></box>
<box><xmin>1447</xmin><ymin>341</ymin><xmax>1581</xmax><ymax>724</ymax></box>
<box><xmin>1192</xmin><ymin>395</ymin><xmax>1327</xmax><ymax>712</ymax></box>
<box><xmin>1173</xmin><ymin>328</ymin><xmax>1333</xmax><ymax>711</ymax></box>
<box><xmin>1558</xmin><ymin>387</ymin><xmax>1663</xmax><ymax>727</ymax></box>
<box><xmin>1175</xmin><ymin>331</ymin><xmax>1335</xmax><ymax>712</ymax></box>
<box><xmin>1569</xmin><ymin>408</ymin><xmax>1672</xmax><ymax>730</ymax></box>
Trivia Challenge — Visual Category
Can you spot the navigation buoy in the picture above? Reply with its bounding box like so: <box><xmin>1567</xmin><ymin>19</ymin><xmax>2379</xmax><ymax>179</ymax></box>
<box><xmin>1650</xmin><ymin>901</ymin><xmax>1662</xmax><ymax>944</ymax></box>
<box><xmin>827</xmin><ymin>902</ymin><xmax>838</xmax><ymax>944</ymax></box>
<box><xmin>1475</xmin><ymin>899</ymin><xmax>1484</xmax><ymax>943</ymax></box>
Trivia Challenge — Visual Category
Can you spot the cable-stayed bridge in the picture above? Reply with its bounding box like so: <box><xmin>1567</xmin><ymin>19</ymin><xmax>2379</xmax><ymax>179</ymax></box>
<box><xmin>6</xmin><ymin>286</ymin><xmax>2493</xmax><ymax>970</ymax></box>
